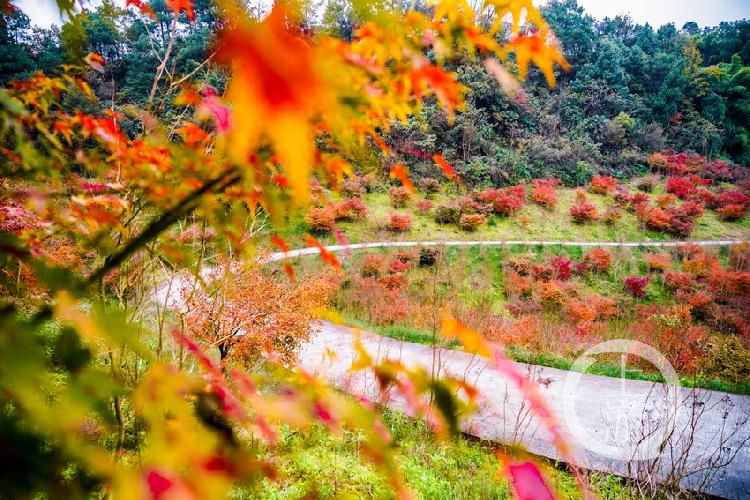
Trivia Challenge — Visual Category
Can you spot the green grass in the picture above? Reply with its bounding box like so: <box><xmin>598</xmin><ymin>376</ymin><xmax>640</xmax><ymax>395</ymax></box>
<box><xmin>272</xmin><ymin>180</ymin><xmax>750</xmax><ymax>248</ymax></box>
<box><xmin>236</xmin><ymin>409</ymin><xmax>636</xmax><ymax>499</ymax></box>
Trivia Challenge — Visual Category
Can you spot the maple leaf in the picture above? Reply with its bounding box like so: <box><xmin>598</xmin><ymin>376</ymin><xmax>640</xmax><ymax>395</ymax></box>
<box><xmin>507</xmin><ymin>33</ymin><xmax>570</xmax><ymax>87</ymax></box>
<box><xmin>217</xmin><ymin>5</ymin><xmax>331</xmax><ymax>204</ymax></box>
<box><xmin>166</xmin><ymin>0</ymin><xmax>194</xmax><ymax>21</ymax></box>
<box><xmin>175</xmin><ymin>122</ymin><xmax>208</xmax><ymax>145</ymax></box>
<box><xmin>389</xmin><ymin>164</ymin><xmax>415</xmax><ymax>193</ymax></box>
<box><xmin>125</xmin><ymin>0</ymin><xmax>156</xmax><ymax>18</ymax></box>
<box><xmin>505</xmin><ymin>460</ymin><xmax>556</xmax><ymax>500</ymax></box>
<box><xmin>484</xmin><ymin>0</ymin><xmax>546</xmax><ymax>35</ymax></box>
<box><xmin>305</xmin><ymin>234</ymin><xmax>340</xmax><ymax>268</ymax></box>
<box><xmin>83</xmin><ymin>52</ymin><xmax>105</xmax><ymax>73</ymax></box>
<box><xmin>432</xmin><ymin>153</ymin><xmax>461</xmax><ymax>182</ymax></box>
<box><xmin>270</xmin><ymin>234</ymin><xmax>295</xmax><ymax>281</ymax></box>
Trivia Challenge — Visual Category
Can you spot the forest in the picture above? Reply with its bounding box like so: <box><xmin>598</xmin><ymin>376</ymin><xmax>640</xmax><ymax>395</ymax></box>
<box><xmin>2</xmin><ymin>0</ymin><xmax>750</xmax><ymax>180</ymax></box>
<box><xmin>1</xmin><ymin>0</ymin><xmax>749</xmax><ymax>499</ymax></box>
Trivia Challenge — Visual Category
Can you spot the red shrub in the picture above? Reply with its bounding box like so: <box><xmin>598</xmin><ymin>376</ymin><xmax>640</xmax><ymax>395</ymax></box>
<box><xmin>457</xmin><ymin>195</ymin><xmax>488</xmax><ymax>215</ymax></box>
<box><xmin>459</xmin><ymin>213</ymin><xmax>487</xmax><ymax>231</ymax></box>
<box><xmin>590</xmin><ymin>176</ymin><xmax>618</xmax><ymax>195</ymax></box>
<box><xmin>388</xmin><ymin>259</ymin><xmax>410</xmax><ymax>274</ymax></box>
<box><xmin>679</xmin><ymin>201</ymin><xmax>704</xmax><ymax>218</ymax></box>
<box><xmin>305</xmin><ymin>205</ymin><xmax>336</xmax><ymax>232</ymax></box>
<box><xmin>416</xmin><ymin>199</ymin><xmax>434</xmax><ymax>214</ymax></box>
<box><xmin>503</xmin><ymin>268</ymin><xmax>531</xmax><ymax>298</ymax></box>
<box><xmin>691</xmin><ymin>189</ymin><xmax>719</xmax><ymax>208</ymax></box>
<box><xmin>583</xmin><ymin>248</ymin><xmax>611</xmax><ymax>273</ymax></box>
<box><xmin>570</xmin><ymin>201</ymin><xmax>599</xmax><ymax>223</ymax></box>
<box><xmin>342</xmin><ymin>177</ymin><xmax>365</xmax><ymax>198</ymax></box>
<box><xmin>335</xmin><ymin>198</ymin><xmax>368</xmax><ymax>221</ymax></box>
<box><xmin>531</xmin><ymin>263</ymin><xmax>555</xmax><ymax>281</ymax></box>
<box><xmin>663</xmin><ymin>271</ymin><xmax>694</xmax><ymax>290</ymax></box>
<box><xmin>628</xmin><ymin>192</ymin><xmax>650</xmax><ymax>211</ymax></box>
<box><xmin>388</xmin><ymin>212</ymin><xmax>412</xmax><ymax>232</ymax></box>
<box><xmin>550</xmin><ymin>256</ymin><xmax>572</xmax><ymax>281</ymax></box>
<box><xmin>666</xmin><ymin>176</ymin><xmax>695</xmax><ymax>199</ymax></box>
<box><xmin>389</xmin><ymin>186</ymin><xmax>411</xmax><ymax>207</ymax></box>
<box><xmin>717</xmin><ymin>190</ymin><xmax>750</xmax><ymax>209</ymax></box>
<box><xmin>624</xmin><ymin>275</ymin><xmax>651</xmax><ymax>297</ymax></box>
<box><xmin>531</xmin><ymin>178</ymin><xmax>560</xmax><ymax>208</ymax></box>
<box><xmin>492</xmin><ymin>186</ymin><xmax>526</xmax><ymax>216</ymax></box>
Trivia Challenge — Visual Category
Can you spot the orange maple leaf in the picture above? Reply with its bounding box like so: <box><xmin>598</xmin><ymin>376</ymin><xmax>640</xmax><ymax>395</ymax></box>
<box><xmin>125</xmin><ymin>0</ymin><xmax>156</xmax><ymax>18</ymax></box>
<box><xmin>166</xmin><ymin>0</ymin><xmax>194</xmax><ymax>21</ymax></box>
<box><xmin>389</xmin><ymin>164</ymin><xmax>415</xmax><ymax>193</ymax></box>
<box><xmin>508</xmin><ymin>33</ymin><xmax>570</xmax><ymax>87</ymax></box>
<box><xmin>432</xmin><ymin>154</ymin><xmax>461</xmax><ymax>182</ymax></box>
<box><xmin>305</xmin><ymin>234</ymin><xmax>340</xmax><ymax>268</ymax></box>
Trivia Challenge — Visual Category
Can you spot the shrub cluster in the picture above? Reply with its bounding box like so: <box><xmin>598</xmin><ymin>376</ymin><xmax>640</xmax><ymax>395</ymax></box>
<box><xmin>389</xmin><ymin>186</ymin><xmax>411</xmax><ymax>207</ymax></box>
<box><xmin>388</xmin><ymin>212</ymin><xmax>412</xmax><ymax>232</ymax></box>
<box><xmin>459</xmin><ymin>213</ymin><xmax>487</xmax><ymax>231</ymax></box>
<box><xmin>589</xmin><ymin>176</ymin><xmax>618</xmax><ymax>195</ymax></box>
<box><xmin>530</xmin><ymin>178</ymin><xmax>560</xmax><ymax>208</ymax></box>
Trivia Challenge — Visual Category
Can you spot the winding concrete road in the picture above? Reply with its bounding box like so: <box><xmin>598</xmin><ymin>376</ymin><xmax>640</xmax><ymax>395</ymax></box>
<box><xmin>299</xmin><ymin>321</ymin><xmax>750</xmax><ymax>498</ymax></box>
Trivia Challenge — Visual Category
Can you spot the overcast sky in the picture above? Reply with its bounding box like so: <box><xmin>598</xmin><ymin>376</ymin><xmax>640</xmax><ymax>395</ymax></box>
<box><xmin>15</xmin><ymin>0</ymin><xmax>750</xmax><ymax>29</ymax></box>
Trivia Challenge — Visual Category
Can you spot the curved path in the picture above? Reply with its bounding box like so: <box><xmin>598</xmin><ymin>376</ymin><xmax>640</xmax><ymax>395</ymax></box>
<box><xmin>300</xmin><ymin>321</ymin><xmax>750</xmax><ymax>498</ymax></box>
<box><xmin>265</xmin><ymin>238</ymin><xmax>748</xmax><ymax>262</ymax></box>
<box><xmin>160</xmin><ymin>237</ymin><xmax>750</xmax><ymax>497</ymax></box>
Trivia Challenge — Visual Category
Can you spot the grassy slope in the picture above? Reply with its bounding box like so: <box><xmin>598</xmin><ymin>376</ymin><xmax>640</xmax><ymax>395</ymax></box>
<box><xmin>237</xmin><ymin>410</ymin><xmax>634</xmax><ymax>499</ymax></box>
<box><xmin>276</xmin><ymin>181</ymin><xmax>750</xmax><ymax>248</ymax></box>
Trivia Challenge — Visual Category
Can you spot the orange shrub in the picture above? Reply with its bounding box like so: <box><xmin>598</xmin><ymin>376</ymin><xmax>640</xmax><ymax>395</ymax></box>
<box><xmin>533</xmin><ymin>281</ymin><xmax>565</xmax><ymax>307</ymax></box>
<box><xmin>503</xmin><ymin>268</ymin><xmax>531</xmax><ymax>298</ymax></box>
<box><xmin>305</xmin><ymin>205</ymin><xmax>336</xmax><ymax>232</ymax></box>
<box><xmin>590</xmin><ymin>176</ymin><xmax>618</xmax><ymax>195</ymax></box>
<box><xmin>716</xmin><ymin>204</ymin><xmax>746</xmax><ymax>221</ymax></box>
<box><xmin>388</xmin><ymin>212</ymin><xmax>412</xmax><ymax>232</ymax></box>
<box><xmin>583</xmin><ymin>248</ymin><xmax>611</xmax><ymax>273</ymax></box>
<box><xmin>459</xmin><ymin>213</ymin><xmax>487</xmax><ymax>231</ymax></box>
<box><xmin>655</xmin><ymin>193</ymin><xmax>677</xmax><ymax>208</ymax></box>
<box><xmin>361</xmin><ymin>254</ymin><xmax>384</xmax><ymax>277</ymax></box>
<box><xmin>565</xmin><ymin>298</ymin><xmax>596</xmax><ymax>324</ymax></box>
<box><xmin>644</xmin><ymin>252</ymin><xmax>671</xmax><ymax>272</ymax></box>
<box><xmin>531</xmin><ymin>178</ymin><xmax>560</xmax><ymax>208</ymax></box>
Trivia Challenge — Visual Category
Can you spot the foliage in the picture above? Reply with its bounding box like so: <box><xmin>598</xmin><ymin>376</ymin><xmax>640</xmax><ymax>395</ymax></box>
<box><xmin>416</xmin><ymin>198</ymin><xmax>434</xmax><ymax>214</ymax></box>
<box><xmin>388</xmin><ymin>213</ymin><xmax>412</xmax><ymax>232</ymax></box>
<box><xmin>389</xmin><ymin>186</ymin><xmax>411</xmax><ymax>208</ymax></box>
<box><xmin>590</xmin><ymin>176</ymin><xmax>618</xmax><ymax>195</ymax></box>
<box><xmin>624</xmin><ymin>275</ymin><xmax>651</xmax><ymax>298</ymax></box>
<box><xmin>459</xmin><ymin>213</ymin><xmax>487</xmax><ymax>231</ymax></box>
<box><xmin>0</xmin><ymin>0</ymin><xmax>577</xmax><ymax>497</ymax></box>
<box><xmin>583</xmin><ymin>248</ymin><xmax>611</xmax><ymax>273</ymax></box>
<box><xmin>531</xmin><ymin>178</ymin><xmax>560</xmax><ymax>208</ymax></box>
<box><xmin>434</xmin><ymin>203</ymin><xmax>461</xmax><ymax>224</ymax></box>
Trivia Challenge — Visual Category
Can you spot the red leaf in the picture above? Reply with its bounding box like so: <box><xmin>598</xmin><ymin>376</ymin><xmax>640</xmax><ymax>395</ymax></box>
<box><xmin>507</xmin><ymin>461</ymin><xmax>555</xmax><ymax>500</ymax></box>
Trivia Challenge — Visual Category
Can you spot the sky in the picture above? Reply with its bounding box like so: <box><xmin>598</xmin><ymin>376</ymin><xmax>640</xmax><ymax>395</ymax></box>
<box><xmin>15</xmin><ymin>0</ymin><xmax>750</xmax><ymax>29</ymax></box>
